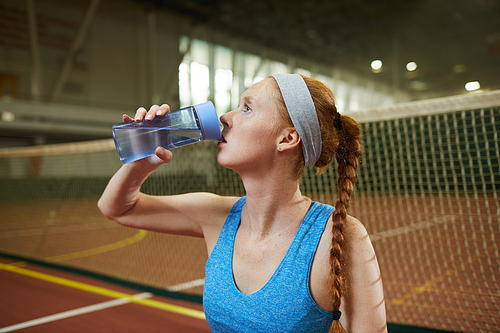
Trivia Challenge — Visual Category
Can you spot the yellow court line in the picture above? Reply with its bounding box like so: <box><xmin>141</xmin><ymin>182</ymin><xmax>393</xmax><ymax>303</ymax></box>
<box><xmin>45</xmin><ymin>229</ymin><xmax>148</xmax><ymax>262</ymax></box>
<box><xmin>391</xmin><ymin>269</ymin><xmax>454</xmax><ymax>305</ymax></box>
<box><xmin>389</xmin><ymin>244</ymin><xmax>499</xmax><ymax>306</ymax></box>
<box><xmin>0</xmin><ymin>262</ymin><xmax>206</xmax><ymax>320</ymax></box>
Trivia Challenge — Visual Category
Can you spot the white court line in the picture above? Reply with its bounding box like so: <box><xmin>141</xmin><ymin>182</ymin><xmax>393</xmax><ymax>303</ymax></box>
<box><xmin>166</xmin><ymin>278</ymin><xmax>205</xmax><ymax>292</ymax></box>
<box><xmin>0</xmin><ymin>292</ymin><xmax>152</xmax><ymax>332</ymax></box>
<box><xmin>370</xmin><ymin>215</ymin><xmax>456</xmax><ymax>242</ymax></box>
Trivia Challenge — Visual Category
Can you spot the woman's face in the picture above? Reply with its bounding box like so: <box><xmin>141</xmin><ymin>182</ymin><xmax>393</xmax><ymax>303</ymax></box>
<box><xmin>217</xmin><ymin>78</ymin><xmax>286</xmax><ymax>172</ymax></box>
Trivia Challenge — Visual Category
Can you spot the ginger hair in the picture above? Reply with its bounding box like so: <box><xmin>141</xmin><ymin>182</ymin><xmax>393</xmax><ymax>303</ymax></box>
<box><xmin>271</xmin><ymin>75</ymin><xmax>362</xmax><ymax>333</ymax></box>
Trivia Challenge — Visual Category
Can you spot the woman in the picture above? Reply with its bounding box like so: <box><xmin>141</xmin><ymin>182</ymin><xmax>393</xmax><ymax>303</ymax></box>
<box><xmin>98</xmin><ymin>74</ymin><xmax>387</xmax><ymax>332</ymax></box>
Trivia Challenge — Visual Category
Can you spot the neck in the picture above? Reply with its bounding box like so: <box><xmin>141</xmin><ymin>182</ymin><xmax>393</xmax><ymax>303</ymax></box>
<box><xmin>238</xmin><ymin>166</ymin><xmax>311</xmax><ymax>240</ymax></box>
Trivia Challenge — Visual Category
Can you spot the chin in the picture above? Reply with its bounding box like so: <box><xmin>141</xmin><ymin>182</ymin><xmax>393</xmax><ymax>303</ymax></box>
<box><xmin>216</xmin><ymin>151</ymin><xmax>231</xmax><ymax>168</ymax></box>
<box><xmin>216</xmin><ymin>152</ymin><xmax>244</xmax><ymax>173</ymax></box>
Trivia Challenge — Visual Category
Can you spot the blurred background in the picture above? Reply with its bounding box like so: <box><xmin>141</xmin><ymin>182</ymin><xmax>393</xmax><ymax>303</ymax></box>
<box><xmin>0</xmin><ymin>0</ymin><xmax>499</xmax><ymax>147</ymax></box>
<box><xmin>0</xmin><ymin>1</ymin><xmax>499</xmax><ymax>332</ymax></box>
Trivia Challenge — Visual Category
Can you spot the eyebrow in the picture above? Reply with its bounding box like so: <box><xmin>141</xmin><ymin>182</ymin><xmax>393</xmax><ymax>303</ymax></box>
<box><xmin>241</xmin><ymin>95</ymin><xmax>254</xmax><ymax>106</ymax></box>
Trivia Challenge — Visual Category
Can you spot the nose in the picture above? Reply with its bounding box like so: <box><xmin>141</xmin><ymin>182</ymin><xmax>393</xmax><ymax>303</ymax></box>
<box><xmin>220</xmin><ymin>110</ymin><xmax>233</xmax><ymax>129</ymax></box>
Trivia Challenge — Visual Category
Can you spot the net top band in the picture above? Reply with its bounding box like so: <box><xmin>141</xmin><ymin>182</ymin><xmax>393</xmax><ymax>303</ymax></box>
<box><xmin>271</xmin><ymin>74</ymin><xmax>322</xmax><ymax>167</ymax></box>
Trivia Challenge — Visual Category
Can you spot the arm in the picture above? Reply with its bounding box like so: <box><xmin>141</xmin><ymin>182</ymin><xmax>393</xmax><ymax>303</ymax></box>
<box><xmin>340</xmin><ymin>216</ymin><xmax>387</xmax><ymax>333</ymax></box>
<box><xmin>99</xmin><ymin>167</ymin><xmax>236</xmax><ymax>238</ymax></box>
<box><xmin>98</xmin><ymin>104</ymin><xmax>238</xmax><ymax>242</ymax></box>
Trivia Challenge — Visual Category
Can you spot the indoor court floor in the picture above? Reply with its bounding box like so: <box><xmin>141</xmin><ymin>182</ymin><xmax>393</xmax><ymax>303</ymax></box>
<box><xmin>0</xmin><ymin>257</ymin><xmax>210</xmax><ymax>333</ymax></box>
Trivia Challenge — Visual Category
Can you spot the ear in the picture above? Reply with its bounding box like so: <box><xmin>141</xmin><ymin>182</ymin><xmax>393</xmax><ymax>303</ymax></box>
<box><xmin>277</xmin><ymin>127</ymin><xmax>301</xmax><ymax>152</ymax></box>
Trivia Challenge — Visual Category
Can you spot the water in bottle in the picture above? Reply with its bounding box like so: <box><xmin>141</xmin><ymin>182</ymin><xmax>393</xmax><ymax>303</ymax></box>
<box><xmin>112</xmin><ymin>101</ymin><xmax>221</xmax><ymax>164</ymax></box>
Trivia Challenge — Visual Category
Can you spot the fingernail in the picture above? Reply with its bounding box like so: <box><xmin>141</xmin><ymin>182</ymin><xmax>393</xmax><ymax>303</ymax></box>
<box><xmin>145</xmin><ymin>114</ymin><xmax>153</xmax><ymax>120</ymax></box>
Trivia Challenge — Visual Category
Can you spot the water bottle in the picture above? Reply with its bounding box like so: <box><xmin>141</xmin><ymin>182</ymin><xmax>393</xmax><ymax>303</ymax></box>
<box><xmin>112</xmin><ymin>101</ymin><xmax>221</xmax><ymax>164</ymax></box>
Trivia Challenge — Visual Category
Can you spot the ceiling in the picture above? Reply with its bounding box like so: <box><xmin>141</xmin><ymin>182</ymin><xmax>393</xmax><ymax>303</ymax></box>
<box><xmin>136</xmin><ymin>0</ymin><xmax>500</xmax><ymax>100</ymax></box>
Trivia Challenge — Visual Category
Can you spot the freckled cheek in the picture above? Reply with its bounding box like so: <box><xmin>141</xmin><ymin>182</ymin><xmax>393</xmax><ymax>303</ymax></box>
<box><xmin>234</xmin><ymin>133</ymin><xmax>269</xmax><ymax>156</ymax></box>
<box><xmin>248</xmin><ymin>131</ymin><xmax>273</xmax><ymax>148</ymax></box>
<box><xmin>233</xmin><ymin>121</ymin><xmax>277</xmax><ymax>150</ymax></box>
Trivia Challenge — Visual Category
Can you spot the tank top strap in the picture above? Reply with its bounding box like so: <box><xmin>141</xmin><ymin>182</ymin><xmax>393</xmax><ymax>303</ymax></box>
<box><xmin>216</xmin><ymin>196</ymin><xmax>245</xmax><ymax>244</ymax></box>
<box><xmin>281</xmin><ymin>201</ymin><xmax>335</xmax><ymax>268</ymax></box>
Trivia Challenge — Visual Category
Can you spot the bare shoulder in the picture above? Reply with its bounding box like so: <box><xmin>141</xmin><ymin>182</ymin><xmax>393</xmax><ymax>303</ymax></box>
<box><xmin>311</xmin><ymin>212</ymin><xmax>386</xmax><ymax>332</ymax></box>
<box><xmin>342</xmin><ymin>215</ymin><xmax>372</xmax><ymax>255</ymax></box>
<box><xmin>317</xmin><ymin>214</ymin><xmax>375</xmax><ymax>277</ymax></box>
<box><xmin>340</xmin><ymin>215</ymin><xmax>388</xmax><ymax>333</ymax></box>
<box><xmin>343</xmin><ymin>215</ymin><xmax>368</xmax><ymax>237</ymax></box>
<box><xmin>175</xmin><ymin>193</ymin><xmax>240</xmax><ymax>253</ymax></box>
<box><xmin>341</xmin><ymin>214</ymin><xmax>378</xmax><ymax>281</ymax></box>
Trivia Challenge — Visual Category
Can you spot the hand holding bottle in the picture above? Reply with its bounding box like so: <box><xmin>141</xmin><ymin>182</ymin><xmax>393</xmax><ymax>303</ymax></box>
<box><xmin>119</xmin><ymin>104</ymin><xmax>173</xmax><ymax>169</ymax></box>
<box><xmin>124</xmin><ymin>103</ymin><xmax>170</xmax><ymax>124</ymax></box>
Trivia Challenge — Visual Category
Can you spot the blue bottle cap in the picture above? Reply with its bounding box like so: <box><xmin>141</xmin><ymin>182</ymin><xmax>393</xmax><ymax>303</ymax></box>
<box><xmin>195</xmin><ymin>101</ymin><xmax>222</xmax><ymax>141</ymax></box>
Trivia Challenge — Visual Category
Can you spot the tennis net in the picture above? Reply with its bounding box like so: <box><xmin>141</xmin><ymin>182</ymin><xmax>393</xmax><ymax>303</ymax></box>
<box><xmin>0</xmin><ymin>89</ymin><xmax>499</xmax><ymax>332</ymax></box>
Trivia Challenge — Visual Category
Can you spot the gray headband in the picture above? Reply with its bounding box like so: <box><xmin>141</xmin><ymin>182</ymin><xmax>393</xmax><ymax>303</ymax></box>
<box><xmin>272</xmin><ymin>74</ymin><xmax>322</xmax><ymax>167</ymax></box>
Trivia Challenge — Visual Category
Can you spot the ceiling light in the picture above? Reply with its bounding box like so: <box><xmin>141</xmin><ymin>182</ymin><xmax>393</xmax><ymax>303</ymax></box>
<box><xmin>406</xmin><ymin>62</ymin><xmax>417</xmax><ymax>71</ymax></box>
<box><xmin>465</xmin><ymin>81</ymin><xmax>480</xmax><ymax>91</ymax></box>
<box><xmin>371</xmin><ymin>60</ymin><xmax>382</xmax><ymax>73</ymax></box>
<box><xmin>371</xmin><ymin>60</ymin><xmax>383</xmax><ymax>70</ymax></box>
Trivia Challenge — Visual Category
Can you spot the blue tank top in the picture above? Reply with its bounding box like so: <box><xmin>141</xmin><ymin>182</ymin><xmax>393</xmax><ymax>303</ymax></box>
<box><xmin>204</xmin><ymin>196</ymin><xmax>335</xmax><ymax>332</ymax></box>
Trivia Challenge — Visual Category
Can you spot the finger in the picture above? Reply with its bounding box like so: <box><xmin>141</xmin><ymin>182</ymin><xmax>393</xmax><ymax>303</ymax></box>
<box><xmin>145</xmin><ymin>105</ymin><xmax>160</xmax><ymax>121</ymax></box>
<box><xmin>123</xmin><ymin>114</ymin><xmax>133</xmax><ymax>123</ymax></box>
<box><xmin>156</xmin><ymin>104</ymin><xmax>171</xmax><ymax>116</ymax></box>
<box><xmin>155</xmin><ymin>146</ymin><xmax>173</xmax><ymax>163</ymax></box>
<box><xmin>134</xmin><ymin>107</ymin><xmax>148</xmax><ymax>122</ymax></box>
<box><xmin>147</xmin><ymin>147</ymin><xmax>173</xmax><ymax>165</ymax></box>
